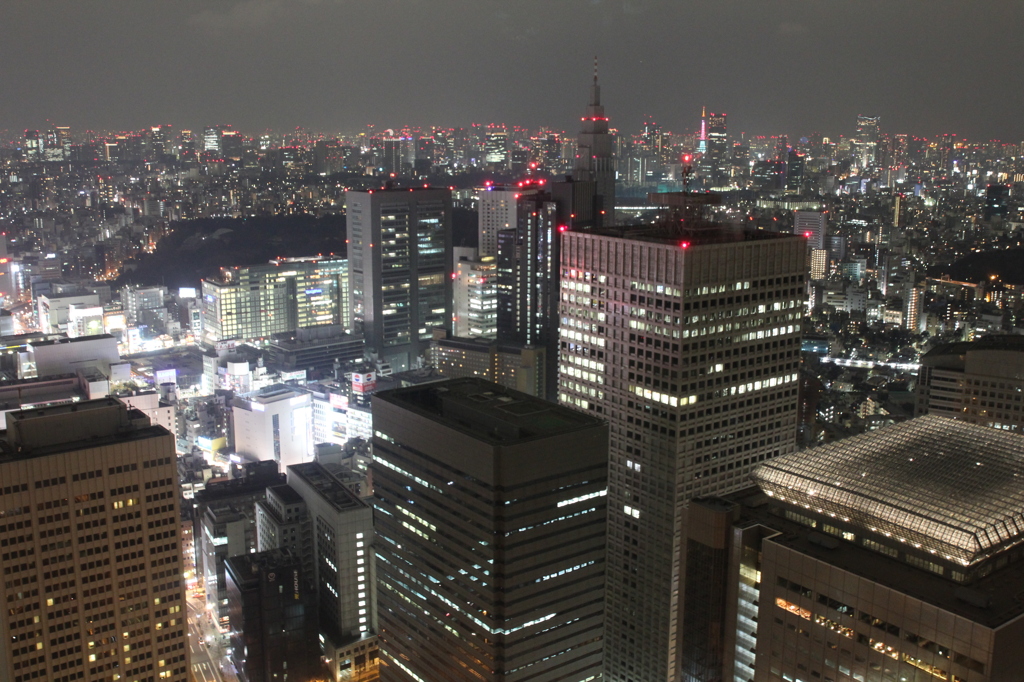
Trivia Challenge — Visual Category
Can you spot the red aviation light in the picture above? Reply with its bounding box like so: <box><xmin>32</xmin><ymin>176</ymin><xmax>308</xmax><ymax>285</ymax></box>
<box><xmin>558</xmin><ymin>225</ymin><xmax>568</xmax><ymax>233</ymax></box>
<box><xmin>803</xmin><ymin>231</ymin><xmax>812</xmax><ymax>238</ymax></box>
<box><xmin>680</xmin><ymin>241</ymin><xmax>690</xmax><ymax>249</ymax></box>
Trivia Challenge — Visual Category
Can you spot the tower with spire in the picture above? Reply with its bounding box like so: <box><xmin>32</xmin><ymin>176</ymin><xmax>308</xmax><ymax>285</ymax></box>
<box><xmin>574</xmin><ymin>58</ymin><xmax>616</xmax><ymax>228</ymax></box>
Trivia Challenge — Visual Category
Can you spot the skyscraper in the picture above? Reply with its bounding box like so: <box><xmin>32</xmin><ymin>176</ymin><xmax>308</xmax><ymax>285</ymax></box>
<box><xmin>854</xmin><ymin>115</ymin><xmax>880</xmax><ymax>168</ymax></box>
<box><xmin>347</xmin><ymin>186</ymin><xmax>453</xmax><ymax>371</ymax></box>
<box><xmin>558</xmin><ymin>222</ymin><xmax>806</xmax><ymax>682</ymax></box>
<box><xmin>495</xmin><ymin>183</ymin><xmax>562</xmax><ymax>398</ymax></box>
<box><xmin>0</xmin><ymin>397</ymin><xmax>189</xmax><ymax>682</ymax></box>
<box><xmin>574</xmin><ymin>63</ymin><xmax>616</xmax><ymax>227</ymax></box>
<box><xmin>700</xmin><ymin>112</ymin><xmax>729</xmax><ymax>188</ymax></box>
<box><xmin>372</xmin><ymin>378</ymin><xmax>608</xmax><ymax>682</ymax></box>
<box><xmin>225</xmin><ymin>548</ymin><xmax>321</xmax><ymax>682</ymax></box>
<box><xmin>478</xmin><ymin>185</ymin><xmax>518</xmax><ymax>258</ymax></box>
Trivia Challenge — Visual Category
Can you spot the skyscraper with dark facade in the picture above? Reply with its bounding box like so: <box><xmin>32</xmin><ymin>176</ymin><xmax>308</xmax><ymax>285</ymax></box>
<box><xmin>225</xmin><ymin>548</ymin><xmax>321</xmax><ymax>682</ymax></box>
<box><xmin>558</xmin><ymin>223</ymin><xmax>806</xmax><ymax>682</ymax></box>
<box><xmin>700</xmin><ymin>112</ymin><xmax>729</xmax><ymax>188</ymax></box>
<box><xmin>495</xmin><ymin>183</ymin><xmax>561</xmax><ymax>398</ymax></box>
<box><xmin>574</xmin><ymin>68</ymin><xmax>615</xmax><ymax>227</ymax></box>
<box><xmin>347</xmin><ymin>186</ymin><xmax>452</xmax><ymax>371</ymax></box>
<box><xmin>372</xmin><ymin>378</ymin><xmax>608</xmax><ymax>682</ymax></box>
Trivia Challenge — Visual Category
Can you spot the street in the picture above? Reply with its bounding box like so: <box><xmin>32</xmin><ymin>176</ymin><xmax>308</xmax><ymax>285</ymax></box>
<box><xmin>187</xmin><ymin>592</ymin><xmax>238</xmax><ymax>682</ymax></box>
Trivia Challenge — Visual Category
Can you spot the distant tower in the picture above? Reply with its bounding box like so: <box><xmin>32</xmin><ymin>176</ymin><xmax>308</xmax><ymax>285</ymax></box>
<box><xmin>697</xmin><ymin>106</ymin><xmax>708</xmax><ymax>156</ymax></box>
<box><xmin>855</xmin><ymin>115</ymin><xmax>880</xmax><ymax>168</ymax></box>
<box><xmin>574</xmin><ymin>58</ymin><xmax>615</xmax><ymax>227</ymax></box>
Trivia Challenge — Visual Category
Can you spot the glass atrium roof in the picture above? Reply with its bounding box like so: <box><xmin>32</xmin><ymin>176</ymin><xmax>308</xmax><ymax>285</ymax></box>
<box><xmin>751</xmin><ymin>416</ymin><xmax>1024</xmax><ymax>566</ymax></box>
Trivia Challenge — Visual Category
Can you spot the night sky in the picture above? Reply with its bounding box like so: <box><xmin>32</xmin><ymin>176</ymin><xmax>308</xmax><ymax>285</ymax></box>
<box><xmin>2</xmin><ymin>0</ymin><xmax>1023</xmax><ymax>140</ymax></box>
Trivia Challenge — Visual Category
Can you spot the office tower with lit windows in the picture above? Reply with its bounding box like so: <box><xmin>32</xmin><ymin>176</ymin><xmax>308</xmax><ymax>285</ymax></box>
<box><xmin>201</xmin><ymin>263</ymin><xmax>294</xmax><ymax>346</ymax></box>
<box><xmin>854</xmin><ymin>115</ymin><xmax>880</xmax><ymax>168</ymax></box>
<box><xmin>575</xmin><ymin>68</ymin><xmax>616</xmax><ymax>227</ymax></box>
<box><xmin>558</xmin><ymin>224</ymin><xmax>806</xmax><ymax>682</ymax></box>
<box><xmin>915</xmin><ymin>335</ymin><xmax>1024</xmax><ymax>431</ymax></box>
<box><xmin>346</xmin><ymin>186</ymin><xmax>452</xmax><ymax>371</ymax></box>
<box><xmin>372</xmin><ymin>378</ymin><xmax>608</xmax><ymax>682</ymax></box>
<box><xmin>495</xmin><ymin>184</ymin><xmax>561</xmax><ymax>398</ymax></box>
<box><xmin>0</xmin><ymin>397</ymin><xmax>188</xmax><ymax>682</ymax></box>
<box><xmin>484</xmin><ymin>127</ymin><xmax>509</xmax><ymax>169</ymax></box>
<box><xmin>478</xmin><ymin>185</ymin><xmax>518</xmax><ymax>258</ymax></box>
<box><xmin>201</xmin><ymin>257</ymin><xmax>350</xmax><ymax>346</ymax></box>
<box><xmin>285</xmin><ymin>462</ymin><xmax>375</xmax><ymax>639</ymax></box>
<box><xmin>700</xmin><ymin>112</ymin><xmax>729</xmax><ymax>188</ymax></box>
<box><xmin>793</xmin><ymin>211</ymin><xmax>827</xmax><ymax>251</ymax></box>
<box><xmin>453</xmin><ymin>255</ymin><xmax>497</xmax><ymax>338</ymax></box>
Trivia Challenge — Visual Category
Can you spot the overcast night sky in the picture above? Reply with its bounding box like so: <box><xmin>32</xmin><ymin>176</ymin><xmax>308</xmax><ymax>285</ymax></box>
<box><xmin>2</xmin><ymin>0</ymin><xmax>1023</xmax><ymax>141</ymax></box>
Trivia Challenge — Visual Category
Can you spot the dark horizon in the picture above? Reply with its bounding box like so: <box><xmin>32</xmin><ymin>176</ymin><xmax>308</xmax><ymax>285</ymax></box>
<box><xmin>2</xmin><ymin>1</ymin><xmax>1023</xmax><ymax>142</ymax></box>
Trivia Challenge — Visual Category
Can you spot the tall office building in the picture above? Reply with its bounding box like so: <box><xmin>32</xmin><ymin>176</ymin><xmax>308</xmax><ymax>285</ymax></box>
<box><xmin>0</xmin><ymin>397</ymin><xmax>189</xmax><ymax>682</ymax></box>
<box><xmin>683</xmin><ymin>416</ymin><xmax>1024</xmax><ymax>682</ymax></box>
<box><xmin>484</xmin><ymin>127</ymin><xmax>509</xmax><ymax>168</ymax></box>
<box><xmin>558</xmin><ymin>224</ymin><xmax>806</xmax><ymax>682</ymax></box>
<box><xmin>793</xmin><ymin>211</ymin><xmax>827</xmax><ymax>251</ymax></box>
<box><xmin>225</xmin><ymin>548</ymin><xmax>321</xmax><ymax>682</ymax></box>
<box><xmin>285</xmin><ymin>463</ymin><xmax>376</xmax><ymax>649</ymax></box>
<box><xmin>495</xmin><ymin>185</ymin><xmax>561</xmax><ymax>398</ymax></box>
<box><xmin>854</xmin><ymin>115</ymin><xmax>880</xmax><ymax>168</ymax></box>
<box><xmin>575</xmin><ymin>66</ymin><xmax>616</xmax><ymax>227</ymax></box>
<box><xmin>478</xmin><ymin>186</ymin><xmax>518</xmax><ymax>258</ymax></box>
<box><xmin>700</xmin><ymin>112</ymin><xmax>729</xmax><ymax>188</ymax></box>
<box><xmin>372</xmin><ymin>378</ymin><xmax>608</xmax><ymax>682</ymax></box>
<box><xmin>347</xmin><ymin>187</ymin><xmax>453</xmax><ymax>371</ymax></box>
<box><xmin>453</xmin><ymin>255</ymin><xmax>498</xmax><ymax>338</ymax></box>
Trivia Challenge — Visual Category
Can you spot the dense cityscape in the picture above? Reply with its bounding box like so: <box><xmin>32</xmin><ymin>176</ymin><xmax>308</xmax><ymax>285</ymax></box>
<box><xmin>4</xmin><ymin>4</ymin><xmax>1024</xmax><ymax>682</ymax></box>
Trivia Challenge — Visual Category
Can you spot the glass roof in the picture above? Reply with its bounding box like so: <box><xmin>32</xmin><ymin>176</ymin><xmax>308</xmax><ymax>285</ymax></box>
<box><xmin>752</xmin><ymin>416</ymin><xmax>1024</xmax><ymax>566</ymax></box>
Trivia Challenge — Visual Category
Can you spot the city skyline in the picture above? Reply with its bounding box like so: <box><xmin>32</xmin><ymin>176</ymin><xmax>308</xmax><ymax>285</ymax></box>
<box><xmin>3</xmin><ymin>1</ymin><xmax>1024</xmax><ymax>140</ymax></box>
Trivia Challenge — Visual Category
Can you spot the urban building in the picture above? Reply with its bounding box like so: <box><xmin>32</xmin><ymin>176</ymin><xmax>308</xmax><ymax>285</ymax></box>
<box><xmin>225</xmin><ymin>548</ymin><xmax>322</xmax><ymax>682</ymax></box>
<box><xmin>682</xmin><ymin>416</ymin><xmax>1024</xmax><ymax>682</ymax></box>
<box><xmin>372</xmin><ymin>378</ymin><xmax>608</xmax><ymax>682</ymax></box>
<box><xmin>574</xmin><ymin>69</ymin><xmax>616</xmax><ymax>226</ymax></box>
<box><xmin>453</xmin><ymin>255</ymin><xmax>498</xmax><ymax>338</ymax></box>
<box><xmin>478</xmin><ymin>186</ymin><xmax>518</xmax><ymax>258</ymax></box>
<box><xmin>794</xmin><ymin>211</ymin><xmax>827</xmax><ymax>251</ymax></box>
<box><xmin>346</xmin><ymin>186</ymin><xmax>453</xmax><ymax>371</ymax></box>
<box><xmin>0</xmin><ymin>397</ymin><xmax>188</xmax><ymax>682</ymax></box>
<box><xmin>255</xmin><ymin>483</ymin><xmax>315</xmax><ymax>578</ymax></box>
<box><xmin>285</xmin><ymin>462</ymin><xmax>376</xmax><ymax>666</ymax></box>
<box><xmin>558</xmin><ymin>223</ymin><xmax>806</xmax><ymax>682</ymax></box>
<box><xmin>232</xmin><ymin>384</ymin><xmax>313</xmax><ymax>469</ymax></box>
<box><xmin>495</xmin><ymin>184</ymin><xmax>561</xmax><ymax>398</ymax></box>
<box><xmin>916</xmin><ymin>335</ymin><xmax>1024</xmax><ymax>430</ymax></box>
<box><xmin>429</xmin><ymin>331</ymin><xmax>547</xmax><ymax>397</ymax></box>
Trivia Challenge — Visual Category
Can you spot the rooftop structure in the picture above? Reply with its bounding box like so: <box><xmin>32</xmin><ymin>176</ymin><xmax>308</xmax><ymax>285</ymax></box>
<box><xmin>752</xmin><ymin>415</ymin><xmax>1024</xmax><ymax>567</ymax></box>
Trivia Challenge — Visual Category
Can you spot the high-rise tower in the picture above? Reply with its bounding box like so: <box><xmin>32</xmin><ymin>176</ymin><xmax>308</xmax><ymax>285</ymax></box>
<box><xmin>372</xmin><ymin>378</ymin><xmax>608</xmax><ymax>682</ymax></box>
<box><xmin>347</xmin><ymin>186</ymin><xmax>453</xmax><ymax>371</ymax></box>
<box><xmin>558</xmin><ymin>221</ymin><xmax>807</xmax><ymax>682</ymax></box>
<box><xmin>0</xmin><ymin>398</ymin><xmax>189</xmax><ymax>682</ymax></box>
<box><xmin>574</xmin><ymin>59</ymin><xmax>616</xmax><ymax>227</ymax></box>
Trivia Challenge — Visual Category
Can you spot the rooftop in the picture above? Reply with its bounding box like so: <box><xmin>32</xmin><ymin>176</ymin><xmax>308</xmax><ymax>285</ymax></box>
<box><xmin>288</xmin><ymin>461</ymin><xmax>366</xmax><ymax>513</ymax></box>
<box><xmin>582</xmin><ymin>222</ymin><xmax>804</xmax><ymax>248</ymax></box>
<box><xmin>752</xmin><ymin>416</ymin><xmax>1024</xmax><ymax>566</ymax></box>
<box><xmin>374</xmin><ymin>377</ymin><xmax>603</xmax><ymax>445</ymax></box>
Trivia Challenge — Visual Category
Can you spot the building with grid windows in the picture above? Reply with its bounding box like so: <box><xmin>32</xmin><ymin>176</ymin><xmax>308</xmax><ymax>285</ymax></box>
<box><xmin>915</xmin><ymin>335</ymin><xmax>1024</xmax><ymax>431</ymax></box>
<box><xmin>682</xmin><ymin>416</ymin><xmax>1024</xmax><ymax>682</ymax></box>
<box><xmin>346</xmin><ymin>187</ymin><xmax>452</xmax><ymax>371</ymax></box>
<box><xmin>372</xmin><ymin>378</ymin><xmax>608</xmax><ymax>682</ymax></box>
<box><xmin>200</xmin><ymin>257</ymin><xmax>350</xmax><ymax>347</ymax></box>
<box><xmin>284</xmin><ymin>462</ymin><xmax>377</xmax><ymax>675</ymax></box>
<box><xmin>558</xmin><ymin>224</ymin><xmax>806</xmax><ymax>682</ymax></box>
<box><xmin>0</xmin><ymin>397</ymin><xmax>188</xmax><ymax>682</ymax></box>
